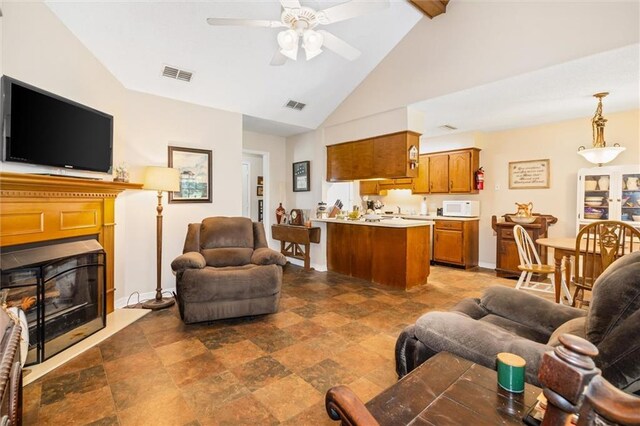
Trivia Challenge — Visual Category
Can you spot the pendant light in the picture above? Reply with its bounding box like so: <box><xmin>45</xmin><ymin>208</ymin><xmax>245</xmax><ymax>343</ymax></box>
<box><xmin>577</xmin><ymin>92</ymin><xmax>625</xmax><ymax>166</ymax></box>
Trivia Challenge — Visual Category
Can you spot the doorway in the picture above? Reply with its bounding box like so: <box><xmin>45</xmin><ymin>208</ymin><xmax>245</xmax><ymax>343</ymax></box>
<box><xmin>241</xmin><ymin>162</ymin><xmax>250</xmax><ymax>217</ymax></box>
<box><xmin>241</xmin><ymin>152</ymin><xmax>266</xmax><ymax>224</ymax></box>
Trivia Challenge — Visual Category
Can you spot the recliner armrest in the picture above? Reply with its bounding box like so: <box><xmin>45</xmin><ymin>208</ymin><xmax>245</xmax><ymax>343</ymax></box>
<box><xmin>414</xmin><ymin>311</ymin><xmax>552</xmax><ymax>386</ymax></box>
<box><xmin>251</xmin><ymin>248</ymin><xmax>287</xmax><ymax>266</ymax></box>
<box><xmin>171</xmin><ymin>252</ymin><xmax>206</xmax><ymax>271</ymax></box>
<box><xmin>481</xmin><ymin>286</ymin><xmax>586</xmax><ymax>336</ymax></box>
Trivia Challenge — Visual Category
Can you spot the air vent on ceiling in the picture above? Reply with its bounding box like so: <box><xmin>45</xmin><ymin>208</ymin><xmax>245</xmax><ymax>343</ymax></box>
<box><xmin>284</xmin><ymin>100</ymin><xmax>306</xmax><ymax>111</ymax></box>
<box><xmin>438</xmin><ymin>124</ymin><xmax>458</xmax><ymax>131</ymax></box>
<box><xmin>161</xmin><ymin>65</ymin><xmax>193</xmax><ymax>82</ymax></box>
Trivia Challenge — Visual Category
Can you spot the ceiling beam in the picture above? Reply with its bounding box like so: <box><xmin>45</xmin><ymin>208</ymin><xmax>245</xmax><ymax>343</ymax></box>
<box><xmin>408</xmin><ymin>0</ymin><xmax>449</xmax><ymax>19</ymax></box>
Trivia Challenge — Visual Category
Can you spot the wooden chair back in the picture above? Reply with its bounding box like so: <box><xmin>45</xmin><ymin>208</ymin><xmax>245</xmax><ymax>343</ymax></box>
<box><xmin>573</xmin><ymin>221</ymin><xmax>640</xmax><ymax>307</ymax></box>
<box><xmin>514</xmin><ymin>224</ymin><xmax>543</xmax><ymax>268</ymax></box>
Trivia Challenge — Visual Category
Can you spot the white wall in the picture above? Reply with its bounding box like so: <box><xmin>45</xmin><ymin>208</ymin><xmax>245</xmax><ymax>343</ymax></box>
<box><xmin>1</xmin><ymin>2</ymin><xmax>244</xmax><ymax>306</ymax></box>
<box><xmin>241</xmin><ymin>153</ymin><xmax>263</xmax><ymax>222</ymax></box>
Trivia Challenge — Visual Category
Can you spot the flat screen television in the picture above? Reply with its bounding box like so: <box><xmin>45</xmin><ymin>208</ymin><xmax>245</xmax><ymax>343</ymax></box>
<box><xmin>1</xmin><ymin>76</ymin><xmax>113</xmax><ymax>173</ymax></box>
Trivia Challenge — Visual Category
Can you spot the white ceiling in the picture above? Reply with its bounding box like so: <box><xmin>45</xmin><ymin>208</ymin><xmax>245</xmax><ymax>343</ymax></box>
<box><xmin>46</xmin><ymin>0</ymin><xmax>423</xmax><ymax>132</ymax></box>
<box><xmin>411</xmin><ymin>44</ymin><xmax>640</xmax><ymax>138</ymax></box>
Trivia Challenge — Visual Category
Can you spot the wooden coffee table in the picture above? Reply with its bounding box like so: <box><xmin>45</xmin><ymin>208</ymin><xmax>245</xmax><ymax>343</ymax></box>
<box><xmin>364</xmin><ymin>352</ymin><xmax>541</xmax><ymax>425</ymax></box>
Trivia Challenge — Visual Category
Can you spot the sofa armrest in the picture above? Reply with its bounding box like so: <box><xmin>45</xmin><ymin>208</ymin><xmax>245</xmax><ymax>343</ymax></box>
<box><xmin>414</xmin><ymin>311</ymin><xmax>552</xmax><ymax>386</ymax></box>
<box><xmin>251</xmin><ymin>248</ymin><xmax>287</xmax><ymax>266</ymax></box>
<box><xmin>171</xmin><ymin>252</ymin><xmax>206</xmax><ymax>271</ymax></box>
<box><xmin>481</xmin><ymin>286</ymin><xmax>586</xmax><ymax>336</ymax></box>
<box><xmin>450</xmin><ymin>298</ymin><xmax>489</xmax><ymax>320</ymax></box>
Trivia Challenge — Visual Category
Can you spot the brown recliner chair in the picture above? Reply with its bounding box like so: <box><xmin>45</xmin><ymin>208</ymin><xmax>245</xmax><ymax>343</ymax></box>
<box><xmin>171</xmin><ymin>217</ymin><xmax>286</xmax><ymax>324</ymax></box>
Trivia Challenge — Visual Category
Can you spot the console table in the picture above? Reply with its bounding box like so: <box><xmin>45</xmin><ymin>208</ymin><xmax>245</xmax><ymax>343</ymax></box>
<box><xmin>327</xmin><ymin>352</ymin><xmax>541</xmax><ymax>425</ymax></box>
<box><xmin>271</xmin><ymin>224</ymin><xmax>321</xmax><ymax>270</ymax></box>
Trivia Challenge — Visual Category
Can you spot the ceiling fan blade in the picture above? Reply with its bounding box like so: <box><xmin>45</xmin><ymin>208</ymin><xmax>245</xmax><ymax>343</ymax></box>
<box><xmin>318</xmin><ymin>0</ymin><xmax>390</xmax><ymax>25</ymax></box>
<box><xmin>270</xmin><ymin>50</ymin><xmax>288</xmax><ymax>66</ymax></box>
<box><xmin>280</xmin><ymin>0</ymin><xmax>302</xmax><ymax>9</ymax></box>
<box><xmin>206</xmin><ymin>18</ymin><xmax>285</xmax><ymax>28</ymax></box>
<box><xmin>317</xmin><ymin>30</ymin><xmax>361</xmax><ymax>61</ymax></box>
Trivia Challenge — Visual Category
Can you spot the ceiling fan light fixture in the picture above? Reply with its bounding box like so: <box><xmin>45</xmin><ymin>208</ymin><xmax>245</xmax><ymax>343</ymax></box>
<box><xmin>303</xmin><ymin>29</ymin><xmax>323</xmax><ymax>51</ymax></box>
<box><xmin>277</xmin><ymin>29</ymin><xmax>299</xmax><ymax>51</ymax></box>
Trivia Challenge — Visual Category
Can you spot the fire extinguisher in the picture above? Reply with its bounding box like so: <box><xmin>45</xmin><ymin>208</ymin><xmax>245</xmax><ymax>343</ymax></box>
<box><xmin>475</xmin><ymin>167</ymin><xmax>485</xmax><ymax>190</ymax></box>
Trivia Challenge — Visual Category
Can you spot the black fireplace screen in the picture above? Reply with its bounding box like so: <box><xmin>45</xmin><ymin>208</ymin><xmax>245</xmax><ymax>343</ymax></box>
<box><xmin>0</xmin><ymin>239</ymin><xmax>106</xmax><ymax>365</ymax></box>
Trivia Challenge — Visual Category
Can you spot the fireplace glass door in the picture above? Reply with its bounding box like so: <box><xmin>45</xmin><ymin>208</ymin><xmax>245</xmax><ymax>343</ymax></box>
<box><xmin>0</xmin><ymin>240</ymin><xmax>106</xmax><ymax>365</ymax></box>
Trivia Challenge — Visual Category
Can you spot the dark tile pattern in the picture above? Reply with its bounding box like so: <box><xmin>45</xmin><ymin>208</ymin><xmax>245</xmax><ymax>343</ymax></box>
<box><xmin>24</xmin><ymin>264</ymin><xmax>518</xmax><ymax>425</ymax></box>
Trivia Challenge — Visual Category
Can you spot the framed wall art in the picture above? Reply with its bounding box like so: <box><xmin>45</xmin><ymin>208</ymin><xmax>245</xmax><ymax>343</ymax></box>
<box><xmin>509</xmin><ymin>159</ymin><xmax>550</xmax><ymax>189</ymax></box>
<box><xmin>257</xmin><ymin>176</ymin><xmax>264</xmax><ymax>186</ymax></box>
<box><xmin>293</xmin><ymin>160</ymin><xmax>310</xmax><ymax>192</ymax></box>
<box><xmin>257</xmin><ymin>186</ymin><xmax>264</xmax><ymax>196</ymax></box>
<box><xmin>168</xmin><ymin>146</ymin><xmax>213</xmax><ymax>203</ymax></box>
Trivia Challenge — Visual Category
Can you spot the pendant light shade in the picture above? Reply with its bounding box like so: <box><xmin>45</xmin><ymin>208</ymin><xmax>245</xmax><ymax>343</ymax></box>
<box><xmin>577</xmin><ymin>92</ymin><xmax>625</xmax><ymax>166</ymax></box>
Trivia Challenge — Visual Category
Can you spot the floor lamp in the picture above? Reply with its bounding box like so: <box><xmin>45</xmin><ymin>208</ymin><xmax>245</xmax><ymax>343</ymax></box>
<box><xmin>142</xmin><ymin>166</ymin><xmax>180</xmax><ymax>310</ymax></box>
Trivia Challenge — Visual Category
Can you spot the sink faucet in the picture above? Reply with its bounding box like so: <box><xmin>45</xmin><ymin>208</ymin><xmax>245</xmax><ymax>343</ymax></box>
<box><xmin>397</xmin><ymin>206</ymin><xmax>401</xmax><ymax>214</ymax></box>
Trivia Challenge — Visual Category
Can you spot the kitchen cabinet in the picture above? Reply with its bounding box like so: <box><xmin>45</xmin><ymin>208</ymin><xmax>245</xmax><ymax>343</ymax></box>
<box><xmin>491</xmin><ymin>215</ymin><xmax>557</xmax><ymax>278</ymax></box>
<box><xmin>359</xmin><ymin>180</ymin><xmax>385</xmax><ymax>196</ymax></box>
<box><xmin>326</xmin><ymin>143</ymin><xmax>353</xmax><ymax>182</ymax></box>
<box><xmin>428</xmin><ymin>154</ymin><xmax>449</xmax><ymax>193</ymax></box>
<box><xmin>378</xmin><ymin>177</ymin><xmax>413</xmax><ymax>191</ymax></box>
<box><xmin>412</xmin><ymin>155</ymin><xmax>430</xmax><ymax>194</ymax></box>
<box><xmin>326</xmin><ymin>131</ymin><xmax>420</xmax><ymax>182</ymax></box>
<box><xmin>433</xmin><ymin>220</ymin><xmax>479</xmax><ymax>268</ymax></box>
<box><xmin>577</xmin><ymin>165</ymin><xmax>640</xmax><ymax>231</ymax></box>
<box><xmin>427</xmin><ymin>148</ymin><xmax>481</xmax><ymax>194</ymax></box>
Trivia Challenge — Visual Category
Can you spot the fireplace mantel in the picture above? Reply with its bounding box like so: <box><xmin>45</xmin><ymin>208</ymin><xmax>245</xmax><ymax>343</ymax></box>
<box><xmin>0</xmin><ymin>172</ymin><xmax>142</xmax><ymax>312</ymax></box>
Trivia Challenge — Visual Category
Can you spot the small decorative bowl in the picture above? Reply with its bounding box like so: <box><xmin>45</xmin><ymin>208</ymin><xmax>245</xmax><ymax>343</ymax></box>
<box><xmin>584</xmin><ymin>212</ymin><xmax>604</xmax><ymax>219</ymax></box>
<box><xmin>585</xmin><ymin>201</ymin><xmax>602</xmax><ymax>207</ymax></box>
<box><xmin>509</xmin><ymin>215</ymin><xmax>536</xmax><ymax>224</ymax></box>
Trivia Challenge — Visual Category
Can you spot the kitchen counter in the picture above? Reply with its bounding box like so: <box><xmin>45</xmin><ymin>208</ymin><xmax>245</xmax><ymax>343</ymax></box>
<box><xmin>387</xmin><ymin>214</ymin><xmax>480</xmax><ymax>222</ymax></box>
<box><xmin>312</xmin><ymin>217</ymin><xmax>431</xmax><ymax>290</ymax></box>
<box><xmin>311</xmin><ymin>217</ymin><xmax>434</xmax><ymax>228</ymax></box>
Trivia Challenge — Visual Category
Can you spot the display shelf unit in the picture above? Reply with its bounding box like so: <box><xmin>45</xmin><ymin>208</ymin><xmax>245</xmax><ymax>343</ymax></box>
<box><xmin>577</xmin><ymin>165</ymin><xmax>640</xmax><ymax>231</ymax></box>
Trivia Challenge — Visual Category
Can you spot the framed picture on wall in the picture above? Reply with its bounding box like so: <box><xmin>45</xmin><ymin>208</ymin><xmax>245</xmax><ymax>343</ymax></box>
<box><xmin>257</xmin><ymin>186</ymin><xmax>264</xmax><ymax>196</ymax></box>
<box><xmin>257</xmin><ymin>176</ymin><xmax>264</xmax><ymax>186</ymax></box>
<box><xmin>509</xmin><ymin>159</ymin><xmax>550</xmax><ymax>189</ymax></box>
<box><xmin>293</xmin><ymin>161</ymin><xmax>310</xmax><ymax>192</ymax></box>
<box><xmin>168</xmin><ymin>146</ymin><xmax>213</xmax><ymax>203</ymax></box>
<box><xmin>258</xmin><ymin>199</ymin><xmax>263</xmax><ymax>222</ymax></box>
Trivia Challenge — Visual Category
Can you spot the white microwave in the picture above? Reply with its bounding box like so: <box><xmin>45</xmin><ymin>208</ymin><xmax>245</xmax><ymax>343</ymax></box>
<box><xmin>442</xmin><ymin>200</ymin><xmax>480</xmax><ymax>217</ymax></box>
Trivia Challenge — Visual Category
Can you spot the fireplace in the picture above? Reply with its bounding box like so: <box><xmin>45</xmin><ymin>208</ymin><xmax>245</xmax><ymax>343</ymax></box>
<box><xmin>0</xmin><ymin>239</ymin><xmax>106</xmax><ymax>365</ymax></box>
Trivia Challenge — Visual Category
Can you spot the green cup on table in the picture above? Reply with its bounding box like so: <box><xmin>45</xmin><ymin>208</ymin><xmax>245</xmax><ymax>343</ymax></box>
<box><xmin>497</xmin><ymin>352</ymin><xmax>526</xmax><ymax>393</ymax></box>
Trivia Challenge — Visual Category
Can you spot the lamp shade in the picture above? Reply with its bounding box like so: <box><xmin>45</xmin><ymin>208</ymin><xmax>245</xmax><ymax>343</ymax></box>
<box><xmin>143</xmin><ymin>166</ymin><xmax>180</xmax><ymax>192</ymax></box>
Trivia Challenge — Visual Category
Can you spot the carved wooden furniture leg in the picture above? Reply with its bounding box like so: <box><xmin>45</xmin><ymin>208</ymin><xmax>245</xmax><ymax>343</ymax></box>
<box><xmin>553</xmin><ymin>250</ymin><xmax>563</xmax><ymax>303</ymax></box>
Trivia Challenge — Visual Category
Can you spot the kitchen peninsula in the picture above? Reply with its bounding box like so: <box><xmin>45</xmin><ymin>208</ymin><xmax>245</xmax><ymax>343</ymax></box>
<box><xmin>312</xmin><ymin>217</ymin><xmax>433</xmax><ymax>290</ymax></box>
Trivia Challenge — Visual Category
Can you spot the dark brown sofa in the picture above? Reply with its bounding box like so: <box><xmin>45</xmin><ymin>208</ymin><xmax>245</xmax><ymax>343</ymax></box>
<box><xmin>171</xmin><ymin>217</ymin><xmax>286</xmax><ymax>324</ymax></box>
<box><xmin>395</xmin><ymin>251</ymin><xmax>640</xmax><ymax>394</ymax></box>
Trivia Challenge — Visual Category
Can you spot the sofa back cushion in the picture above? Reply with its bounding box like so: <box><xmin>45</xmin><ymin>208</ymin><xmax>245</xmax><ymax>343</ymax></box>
<box><xmin>199</xmin><ymin>217</ymin><xmax>254</xmax><ymax>266</ymax></box>
<box><xmin>587</xmin><ymin>251</ymin><xmax>640</xmax><ymax>346</ymax></box>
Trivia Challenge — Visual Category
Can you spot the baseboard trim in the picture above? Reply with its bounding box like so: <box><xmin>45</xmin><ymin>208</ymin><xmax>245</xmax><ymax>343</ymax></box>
<box><xmin>115</xmin><ymin>287</ymin><xmax>177</xmax><ymax>309</ymax></box>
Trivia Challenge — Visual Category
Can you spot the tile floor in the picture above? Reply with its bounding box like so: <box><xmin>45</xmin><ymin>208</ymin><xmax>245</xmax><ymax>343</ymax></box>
<box><xmin>23</xmin><ymin>265</ymin><xmax>518</xmax><ymax>425</ymax></box>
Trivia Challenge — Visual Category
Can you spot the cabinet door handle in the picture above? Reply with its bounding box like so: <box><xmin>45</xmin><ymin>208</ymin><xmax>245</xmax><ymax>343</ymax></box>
<box><xmin>450</xmin><ymin>181</ymin><xmax>453</xmax><ymax>190</ymax></box>
<box><xmin>617</xmin><ymin>198</ymin><xmax>621</xmax><ymax>202</ymax></box>
<box><xmin>430</xmin><ymin>182</ymin><xmax>433</xmax><ymax>190</ymax></box>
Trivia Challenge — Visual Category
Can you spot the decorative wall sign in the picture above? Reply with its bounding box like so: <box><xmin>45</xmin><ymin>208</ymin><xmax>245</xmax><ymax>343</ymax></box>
<box><xmin>293</xmin><ymin>161</ymin><xmax>310</xmax><ymax>192</ymax></box>
<box><xmin>258</xmin><ymin>199</ymin><xmax>263</xmax><ymax>222</ymax></box>
<box><xmin>168</xmin><ymin>146</ymin><xmax>212</xmax><ymax>203</ymax></box>
<box><xmin>509</xmin><ymin>159</ymin><xmax>550</xmax><ymax>189</ymax></box>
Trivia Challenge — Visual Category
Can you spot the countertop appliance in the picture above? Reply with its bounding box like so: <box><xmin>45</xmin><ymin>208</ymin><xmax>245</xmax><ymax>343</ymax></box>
<box><xmin>442</xmin><ymin>200</ymin><xmax>480</xmax><ymax>217</ymax></box>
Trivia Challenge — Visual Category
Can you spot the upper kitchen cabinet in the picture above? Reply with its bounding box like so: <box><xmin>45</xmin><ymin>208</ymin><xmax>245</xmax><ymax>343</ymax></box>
<box><xmin>411</xmin><ymin>155</ymin><xmax>430</xmax><ymax>194</ymax></box>
<box><xmin>427</xmin><ymin>148</ymin><xmax>481</xmax><ymax>194</ymax></box>
<box><xmin>326</xmin><ymin>131</ymin><xmax>421</xmax><ymax>182</ymax></box>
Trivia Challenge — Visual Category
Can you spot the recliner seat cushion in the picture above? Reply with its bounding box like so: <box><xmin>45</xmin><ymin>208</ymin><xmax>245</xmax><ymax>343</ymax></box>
<box><xmin>201</xmin><ymin>247</ymin><xmax>254</xmax><ymax>267</ymax></box>
<box><xmin>178</xmin><ymin>264</ymin><xmax>282</xmax><ymax>303</ymax></box>
<box><xmin>479</xmin><ymin>314</ymin><xmax>550</xmax><ymax>343</ymax></box>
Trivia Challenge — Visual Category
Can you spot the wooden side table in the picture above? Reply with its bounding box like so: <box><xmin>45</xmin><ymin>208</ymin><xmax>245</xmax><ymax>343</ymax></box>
<box><xmin>271</xmin><ymin>224</ymin><xmax>321</xmax><ymax>270</ymax></box>
<box><xmin>327</xmin><ymin>352</ymin><xmax>541</xmax><ymax>425</ymax></box>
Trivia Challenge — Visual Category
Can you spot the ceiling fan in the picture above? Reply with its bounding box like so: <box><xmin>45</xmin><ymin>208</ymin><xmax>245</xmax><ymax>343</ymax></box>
<box><xmin>206</xmin><ymin>0</ymin><xmax>390</xmax><ymax>65</ymax></box>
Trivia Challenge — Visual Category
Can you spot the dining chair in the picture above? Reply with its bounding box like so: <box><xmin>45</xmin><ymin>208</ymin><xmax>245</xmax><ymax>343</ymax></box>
<box><xmin>513</xmin><ymin>224</ymin><xmax>572</xmax><ymax>304</ymax></box>
<box><xmin>572</xmin><ymin>220</ymin><xmax>640</xmax><ymax>308</ymax></box>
